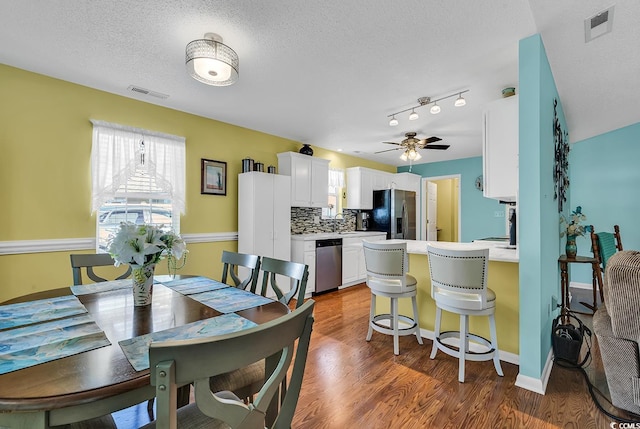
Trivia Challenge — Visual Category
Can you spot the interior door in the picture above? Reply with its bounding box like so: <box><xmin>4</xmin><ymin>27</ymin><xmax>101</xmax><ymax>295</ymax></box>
<box><xmin>426</xmin><ymin>181</ymin><xmax>438</xmax><ymax>241</ymax></box>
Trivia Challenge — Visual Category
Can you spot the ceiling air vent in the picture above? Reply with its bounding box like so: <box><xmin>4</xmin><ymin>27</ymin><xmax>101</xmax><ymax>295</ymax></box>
<box><xmin>127</xmin><ymin>85</ymin><xmax>169</xmax><ymax>99</ymax></box>
<box><xmin>584</xmin><ymin>5</ymin><xmax>615</xmax><ymax>43</ymax></box>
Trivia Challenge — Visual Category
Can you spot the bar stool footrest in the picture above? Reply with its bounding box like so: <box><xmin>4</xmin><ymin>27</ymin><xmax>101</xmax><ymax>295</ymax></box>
<box><xmin>371</xmin><ymin>313</ymin><xmax>418</xmax><ymax>337</ymax></box>
<box><xmin>435</xmin><ymin>331</ymin><xmax>497</xmax><ymax>362</ymax></box>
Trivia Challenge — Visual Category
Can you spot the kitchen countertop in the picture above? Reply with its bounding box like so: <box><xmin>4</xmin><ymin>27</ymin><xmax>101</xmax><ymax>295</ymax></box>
<box><xmin>291</xmin><ymin>231</ymin><xmax>388</xmax><ymax>241</ymax></box>
<box><xmin>394</xmin><ymin>239</ymin><xmax>519</xmax><ymax>263</ymax></box>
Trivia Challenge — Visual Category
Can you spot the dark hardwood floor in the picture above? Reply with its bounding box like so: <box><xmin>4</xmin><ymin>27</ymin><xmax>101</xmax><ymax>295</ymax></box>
<box><xmin>114</xmin><ymin>284</ymin><xmax>636</xmax><ymax>428</ymax></box>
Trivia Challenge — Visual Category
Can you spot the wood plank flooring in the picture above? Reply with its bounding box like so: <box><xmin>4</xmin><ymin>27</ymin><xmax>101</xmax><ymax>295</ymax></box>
<box><xmin>113</xmin><ymin>283</ymin><xmax>637</xmax><ymax>428</ymax></box>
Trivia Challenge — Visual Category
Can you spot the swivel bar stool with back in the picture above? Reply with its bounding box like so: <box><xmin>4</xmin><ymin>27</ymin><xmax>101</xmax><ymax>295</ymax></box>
<box><xmin>362</xmin><ymin>240</ymin><xmax>423</xmax><ymax>355</ymax></box>
<box><xmin>427</xmin><ymin>245</ymin><xmax>503</xmax><ymax>383</ymax></box>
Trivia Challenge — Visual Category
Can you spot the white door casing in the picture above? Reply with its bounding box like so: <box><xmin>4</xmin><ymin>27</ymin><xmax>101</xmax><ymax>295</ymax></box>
<box><xmin>426</xmin><ymin>181</ymin><xmax>438</xmax><ymax>241</ymax></box>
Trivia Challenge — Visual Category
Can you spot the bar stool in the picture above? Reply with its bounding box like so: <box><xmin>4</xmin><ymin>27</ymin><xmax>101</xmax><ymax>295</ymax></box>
<box><xmin>427</xmin><ymin>245</ymin><xmax>503</xmax><ymax>383</ymax></box>
<box><xmin>363</xmin><ymin>240</ymin><xmax>423</xmax><ymax>355</ymax></box>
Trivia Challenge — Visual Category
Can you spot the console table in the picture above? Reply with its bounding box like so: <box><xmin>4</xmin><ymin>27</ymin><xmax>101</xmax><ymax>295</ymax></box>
<box><xmin>558</xmin><ymin>254</ymin><xmax>603</xmax><ymax>316</ymax></box>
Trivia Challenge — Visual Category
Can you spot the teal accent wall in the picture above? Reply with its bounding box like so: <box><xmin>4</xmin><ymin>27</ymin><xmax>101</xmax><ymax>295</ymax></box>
<box><xmin>398</xmin><ymin>157</ymin><xmax>505</xmax><ymax>242</ymax></box>
<box><xmin>568</xmin><ymin>121</ymin><xmax>640</xmax><ymax>283</ymax></box>
<box><xmin>518</xmin><ymin>34</ymin><xmax>566</xmax><ymax>379</ymax></box>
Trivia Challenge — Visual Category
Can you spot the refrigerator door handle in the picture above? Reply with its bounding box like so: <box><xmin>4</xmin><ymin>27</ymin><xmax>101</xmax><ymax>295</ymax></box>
<box><xmin>401</xmin><ymin>200</ymin><xmax>407</xmax><ymax>239</ymax></box>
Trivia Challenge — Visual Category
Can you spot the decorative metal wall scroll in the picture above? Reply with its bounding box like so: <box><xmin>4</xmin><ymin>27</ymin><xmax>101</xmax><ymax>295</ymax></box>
<box><xmin>553</xmin><ymin>98</ymin><xmax>570</xmax><ymax>212</ymax></box>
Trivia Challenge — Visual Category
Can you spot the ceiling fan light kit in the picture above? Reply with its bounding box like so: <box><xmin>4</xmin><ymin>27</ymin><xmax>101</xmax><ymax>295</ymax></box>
<box><xmin>387</xmin><ymin>90</ymin><xmax>468</xmax><ymax>126</ymax></box>
<box><xmin>186</xmin><ymin>32</ymin><xmax>239</xmax><ymax>86</ymax></box>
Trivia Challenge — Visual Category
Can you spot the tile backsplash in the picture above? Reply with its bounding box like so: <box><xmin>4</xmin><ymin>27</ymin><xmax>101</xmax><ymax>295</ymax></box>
<box><xmin>291</xmin><ymin>207</ymin><xmax>358</xmax><ymax>234</ymax></box>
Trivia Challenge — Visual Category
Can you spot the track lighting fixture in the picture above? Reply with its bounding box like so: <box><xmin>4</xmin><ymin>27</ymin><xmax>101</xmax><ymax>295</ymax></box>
<box><xmin>387</xmin><ymin>90</ymin><xmax>468</xmax><ymax>126</ymax></box>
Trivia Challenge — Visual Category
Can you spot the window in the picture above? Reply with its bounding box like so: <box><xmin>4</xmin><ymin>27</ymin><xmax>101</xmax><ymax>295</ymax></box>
<box><xmin>322</xmin><ymin>169</ymin><xmax>345</xmax><ymax>219</ymax></box>
<box><xmin>91</xmin><ymin>120</ymin><xmax>185</xmax><ymax>251</ymax></box>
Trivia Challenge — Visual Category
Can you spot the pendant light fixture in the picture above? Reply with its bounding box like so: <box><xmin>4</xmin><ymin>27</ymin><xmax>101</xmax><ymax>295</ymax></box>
<box><xmin>387</xmin><ymin>90</ymin><xmax>468</xmax><ymax>126</ymax></box>
<box><xmin>186</xmin><ymin>33</ymin><xmax>239</xmax><ymax>86</ymax></box>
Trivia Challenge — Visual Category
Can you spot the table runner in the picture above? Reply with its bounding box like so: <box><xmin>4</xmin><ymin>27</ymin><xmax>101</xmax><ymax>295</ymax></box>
<box><xmin>70</xmin><ymin>279</ymin><xmax>132</xmax><ymax>296</ymax></box>
<box><xmin>0</xmin><ymin>295</ymin><xmax>88</xmax><ymax>330</ymax></box>
<box><xmin>160</xmin><ymin>276</ymin><xmax>229</xmax><ymax>295</ymax></box>
<box><xmin>119</xmin><ymin>313</ymin><xmax>258</xmax><ymax>371</ymax></box>
<box><xmin>0</xmin><ymin>313</ymin><xmax>111</xmax><ymax>375</ymax></box>
<box><xmin>187</xmin><ymin>287</ymin><xmax>275</xmax><ymax>314</ymax></box>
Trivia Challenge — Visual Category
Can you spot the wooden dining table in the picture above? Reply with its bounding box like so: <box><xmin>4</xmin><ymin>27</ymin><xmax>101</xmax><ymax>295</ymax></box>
<box><xmin>0</xmin><ymin>276</ymin><xmax>289</xmax><ymax>429</ymax></box>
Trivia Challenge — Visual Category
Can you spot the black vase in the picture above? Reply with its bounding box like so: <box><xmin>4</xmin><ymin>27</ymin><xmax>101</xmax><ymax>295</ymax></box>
<box><xmin>299</xmin><ymin>144</ymin><xmax>313</xmax><ymax>156</ymax></box>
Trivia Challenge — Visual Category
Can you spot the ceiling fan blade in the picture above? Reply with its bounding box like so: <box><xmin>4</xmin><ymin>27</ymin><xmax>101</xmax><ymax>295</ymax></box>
<box><xmin>424</xmin><ymin>136</ymin><xmax>442</xmax><ymax>144</ymax></box>
<box><xmin>424</xmin><ymin>144</ymin><xmax>450</xmax><ymax>150</ymax></box>
<box><xmin>381</xmin><ymin>141</ymin><xmax>401</xmax><ymax>145</ymax></box>
<box><xmin>375</xmin><ymin>147</ymin><xmax>402</xmax><ymax>154</ymax></box>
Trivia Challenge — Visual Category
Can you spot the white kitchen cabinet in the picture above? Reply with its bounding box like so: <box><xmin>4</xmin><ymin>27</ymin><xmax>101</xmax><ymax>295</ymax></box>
<box><xmin>277</xmin><ymin>152</ymin><xmax>329</xmax><ymax>208</ymax></box>
<box><xmin>482</xmin><ymin>95</ymin><xmax>518</xmax><ymax>202</ymax></box>
<box><xmin>342</xmin><ymin>234</ymin><xmax>387</xmax><ymax>287</ymax></box>
<box><xmin>238</xmin><ymin>172</ymin><xmax>291</xmax><ymax>280</ymax></box>
<box><xmin>346</xmin><ymin>167</ymin><xmax>393</xmax><ymax>210</ymax></box>
<box><xmin>292</xmin><ymin>240</ymin><xmax>316</xmax><ymax>296</ymax></box>
<box><xmin>394</xmin><ymin>172</ymin><xmax>421</xmax><ymax>194</ymax></box>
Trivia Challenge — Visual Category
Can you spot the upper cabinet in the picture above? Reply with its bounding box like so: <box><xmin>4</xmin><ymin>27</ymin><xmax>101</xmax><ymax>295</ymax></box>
<box><xmin>345</xmin><ymin>167</ymin><xmax>416</xmax><ymax>210</ymax></box>
<box><xmin>482</xmin><ymin>95</ymin><xmax>518</xmax><ymax>202</ymax></box>
<box><xmin>277</xmin><ymin>152</ymin><xmax>329</xmax><ymax>208</ymax></box>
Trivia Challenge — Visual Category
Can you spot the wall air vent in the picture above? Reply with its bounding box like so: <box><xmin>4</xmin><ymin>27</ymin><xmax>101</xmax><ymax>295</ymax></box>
<box><xmin>127</xmin><ymin>85</ymin><xmax>169</xmax><ymax>99</ymax></box>
<box><xmin>584</xmin><ymin>5</ymin><xmax>615</xmax><ymax>43</ymax></box>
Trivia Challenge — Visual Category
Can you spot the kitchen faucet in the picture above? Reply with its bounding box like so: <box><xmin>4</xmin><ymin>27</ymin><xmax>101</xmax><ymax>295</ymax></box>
<box><xmin>332</xmin><ymin>212</ymin><xmax>344</xmax><ymax>232</ymax></box>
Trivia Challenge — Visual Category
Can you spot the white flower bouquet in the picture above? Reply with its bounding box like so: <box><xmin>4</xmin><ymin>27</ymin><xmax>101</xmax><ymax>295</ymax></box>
<box><xmin>107</xmin><ymin>222</ymin><xmax>187</xmax><ymax>269</ymax></box>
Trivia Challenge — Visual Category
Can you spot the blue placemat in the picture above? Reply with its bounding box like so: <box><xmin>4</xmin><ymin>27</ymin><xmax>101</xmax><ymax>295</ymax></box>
<box><xmin>119</xmin><ymin>313</ymin><xmax>258</xmax><ymax>371</ymax></box>
<box><xmin>0</xmin><ymin>295</ymin><xmax>88</xmax><ymax>330</ymax></box>
<box><xmin>160</xmin><ymin>277</ymin><xmax>230</xmax><ymax>295</ymax></box>
<box><xmin>188</xmin><ymin>287</ymin><xmax>275</xmax><ymax>314</ymax></box>
<box><xmin>71</xmin><ymin>279</ymin><xmax>132</xmax><ymax>296</ymax></box>
<box><xmin>0</xmin><ymin>313</ymin><xmax>111</xmax><ymax>375</ymax></box>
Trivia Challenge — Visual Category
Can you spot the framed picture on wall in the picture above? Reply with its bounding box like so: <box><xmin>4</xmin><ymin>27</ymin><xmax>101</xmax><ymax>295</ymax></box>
<box><xmin>201</xmin><ymin>159</ymin><xmax>227</xmax><ymax>196</ymax></box>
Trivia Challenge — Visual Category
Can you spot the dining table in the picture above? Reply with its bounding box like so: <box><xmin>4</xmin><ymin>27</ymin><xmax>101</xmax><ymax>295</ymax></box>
<box><xmin>0</xmin><ymin>275</ymin><xmax>289</xmax><ymax>429</ymax></box>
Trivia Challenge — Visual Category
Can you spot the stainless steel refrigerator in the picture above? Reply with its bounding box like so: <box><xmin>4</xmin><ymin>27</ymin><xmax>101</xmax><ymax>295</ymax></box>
<box><xmin>371</xmin><ymin>189</ymin><xmax>416</xmax><ymax>239</ymax></box>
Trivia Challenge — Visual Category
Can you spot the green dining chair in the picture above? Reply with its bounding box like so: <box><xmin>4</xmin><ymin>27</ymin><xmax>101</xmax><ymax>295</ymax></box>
<box><xmin>70</xmin><ymin>253</ymin><xmax>132</xmax><ymax>285</ymax></box>
<box><xmin>209</xmin><ymin>257</ymin><xmax>309</xmax><ymax>402</ymax></box>
<box><xmin>142</xmin><ymin>300</ymin><xmax>315</xmax><ymax>429</ymax></box>
<box><xmin>220</xmin><ymin>250</ymin><xmax>261</xmax><ymax>290</ymax></box>
<box><xmin>590</xmin><ymin>224</ymin><xmax>623</xmax><ymax>302</ymax></box>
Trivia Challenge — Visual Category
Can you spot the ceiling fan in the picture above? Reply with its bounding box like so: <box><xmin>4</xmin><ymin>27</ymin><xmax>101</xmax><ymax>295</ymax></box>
<box><xmin>375</xmin><ymin>132</ymin><xmax>450</xmax><ymax>157</ymax></box>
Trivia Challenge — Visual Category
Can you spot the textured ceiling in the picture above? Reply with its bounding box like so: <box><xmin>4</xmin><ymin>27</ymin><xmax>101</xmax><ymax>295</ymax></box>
<box><xmin>0</xmin><ymin>1</ymin><xmax>637</xmax><ymax>166</ymax></box>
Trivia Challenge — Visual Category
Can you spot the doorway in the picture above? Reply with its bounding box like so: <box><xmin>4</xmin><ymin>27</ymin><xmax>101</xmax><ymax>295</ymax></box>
<box><xmin>421</xmin><ymin>175</ymin><xmax>461</xmax><ymax>242</ymax></box>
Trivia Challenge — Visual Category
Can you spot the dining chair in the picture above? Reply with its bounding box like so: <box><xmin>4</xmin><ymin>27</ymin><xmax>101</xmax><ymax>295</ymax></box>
<box><xmin>590</xmin><ymin>224</ymin><xmax>623</xmax><ymax>303</ymax></box>
<box><xmin>208</xmin><ymin>257</ymin><xmax>309</xmax><ymax>402</ymax></box>
<box><xmin>427</xmin><ymin>245</ymin><xmax>503</xmax><ymax>383</ymax></box>
<box><xmin>70</xmin><ymin>253</ymin><xmax>132</xmax><ymax>285</ymax></box>
<box><xmin>362</xmin><ymin>240</ymin><xmax>423</xmax><ymax>355</ymax></box>
<box><xmin>220</xmin><ymin>250</ymin><xmax>261</xmax><ymax>290</ymax></box>
<box><xmin>141</xmin><ymin>300</ymin><xmax>315</xmax><ymax>429</ymax></box>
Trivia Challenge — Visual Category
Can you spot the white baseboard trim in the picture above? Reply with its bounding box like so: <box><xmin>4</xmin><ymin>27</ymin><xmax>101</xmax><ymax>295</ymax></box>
<box><xmin>419</xmin><ymin>328</ymin><xmax>519</xmax><ymax>366</ymax></box>
<box><xmin>515</xmin><ymin>348</ymin><xmax>554</xmax><ymax>394</ymax></box>
<box><xmin>570</xmin><ymin>281</ymin><xmax>593</xmax><ymax>290</ymax></box>
<box><xmin>0</xmin><ymin>232</ymin><xmax>239</xmax><ymax>255</ymax></box>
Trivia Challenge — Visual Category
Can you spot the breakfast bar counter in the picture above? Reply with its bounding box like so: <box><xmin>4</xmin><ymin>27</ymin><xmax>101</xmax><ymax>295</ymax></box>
<box><xmin>381</xmin><ymin>240</ymin><xmax>520</xmax><ymax>361</ymax></box>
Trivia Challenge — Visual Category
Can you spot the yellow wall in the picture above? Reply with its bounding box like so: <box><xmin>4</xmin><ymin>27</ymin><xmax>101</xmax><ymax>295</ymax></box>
<box><xmin>0</xmin><ymin>65</ymin><xmax>395</xmax><ymax>302</ymax></box>
<box><xmin>432</xmin><ymin>178</ymin><xmax>459</xmax><ymax>242</ymax></box>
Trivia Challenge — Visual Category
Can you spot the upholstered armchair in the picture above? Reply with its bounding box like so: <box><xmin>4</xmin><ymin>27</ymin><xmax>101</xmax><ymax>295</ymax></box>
<box><xmin>593</xmin><ymin>250</ymin><xmax>640</xmax><ymax>415</ymax></box>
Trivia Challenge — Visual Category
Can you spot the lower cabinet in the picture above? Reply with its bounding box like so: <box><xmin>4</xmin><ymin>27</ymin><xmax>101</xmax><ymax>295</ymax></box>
<box><xmin>342</xmin><ymin>234</ymin><xmax>387</xmax><ymax>287</ymax></box>
<box><xmin>291</xmin><ymin>240</ymin><xmax>316</xmax><ymax>296</ymax></box>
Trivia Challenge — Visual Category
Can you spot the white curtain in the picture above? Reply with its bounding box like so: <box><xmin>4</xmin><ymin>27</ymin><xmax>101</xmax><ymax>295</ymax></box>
<box><xmin>328</xmin><ymin>168</ymin><xmax>345</xmax><ymax>188</ymax></box>
<box><xmin>90</xmin><ymin>120</ymin><xmax>186</xmax><ymax>213</ymax></box>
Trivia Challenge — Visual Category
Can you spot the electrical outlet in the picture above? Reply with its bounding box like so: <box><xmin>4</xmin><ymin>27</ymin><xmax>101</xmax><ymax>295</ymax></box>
<box><xmin>494</xmin><ymin>211</ymin><xmax>505</xmax><ymax>218</ymax></box>
<box><xmin>313</xmin><ymin>216</ymin><xmax>320</xmax><ymax>224</ymax></box>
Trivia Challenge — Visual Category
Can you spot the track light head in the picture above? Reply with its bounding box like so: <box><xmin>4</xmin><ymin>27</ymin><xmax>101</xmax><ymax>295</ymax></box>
<box><xmin>408</xmin><ymin>109</ymin><xmax>419</xmax><ymax>121</ymax></box>
<box><xmin>454</xmin><ymin>93</ymin><xmax>466</xmax><ymax>107</ymax></box>
<box><xmin>389</xmin><ymin>116</ymin><xmax>399</xmax><ymax>126</ymax></box>
<box><xmin>430</xmin><ymin>103</ymin><xmax>441</xmax><ymax>114</ymax></box>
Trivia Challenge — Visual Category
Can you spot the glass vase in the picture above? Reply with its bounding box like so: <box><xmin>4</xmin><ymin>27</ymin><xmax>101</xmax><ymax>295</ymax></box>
<box><xmin>131</xmin><ymin>263</ymin><xmax>155</xmax><ymax>306</ymax></box>
<box><xmin>565</xmin><ymin>235</ymin><xmax>577</xmax><ymax>259</ymax></box>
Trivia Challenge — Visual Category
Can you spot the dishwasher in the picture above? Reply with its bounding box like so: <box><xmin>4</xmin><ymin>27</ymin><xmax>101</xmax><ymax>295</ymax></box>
<box><xmin>315</xmin><ymin>238</ymin><xmax>342</xmax><ymax>294</ymax></box>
